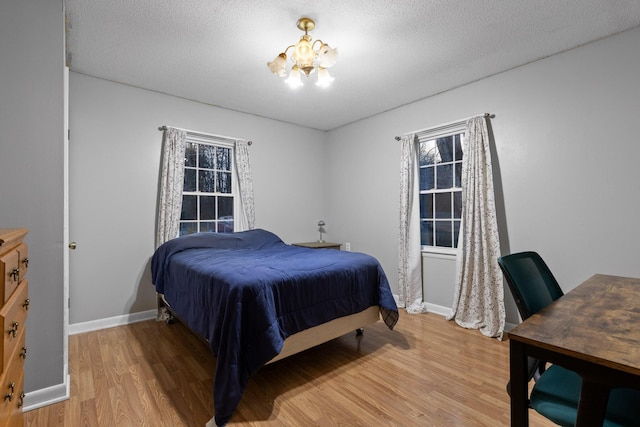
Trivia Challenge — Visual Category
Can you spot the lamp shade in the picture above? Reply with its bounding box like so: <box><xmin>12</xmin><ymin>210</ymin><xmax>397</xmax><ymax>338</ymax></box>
<box><xmin>267</xmin><ymin>53</ymin><xmax>287</xmax><ymax>77</ymax></box>
<box><xmin>316</xmin><ymin>67</ymin><xmax>334</xmax><ymax>87</ymax></box>
<box><xmin>318</xmin><ymin>44</ymin><xmax>338</xmax><ymax>68</ymax></box>
<box><xmin>285</xmin><ymin>66</ymin><xmax>303</xmax><ymax>88</ymax></box>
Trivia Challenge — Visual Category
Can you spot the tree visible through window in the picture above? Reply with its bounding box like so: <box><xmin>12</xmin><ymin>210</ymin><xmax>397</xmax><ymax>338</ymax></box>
<box><xmin>419</xmin><ymin>130</ymin><xmax>464</xmax><ymax>250</ymax></box>
<box><xmin>180</xmin><ymin>139</ymin><xmax>234</xmax><ymax>236</ymax></box>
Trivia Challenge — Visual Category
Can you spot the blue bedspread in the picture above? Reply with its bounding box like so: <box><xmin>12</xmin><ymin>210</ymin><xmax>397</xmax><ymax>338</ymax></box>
<box><xmin>151</xmin><ymin>229</ymin><xmax>398</xmax><ymax>426</ymax></box>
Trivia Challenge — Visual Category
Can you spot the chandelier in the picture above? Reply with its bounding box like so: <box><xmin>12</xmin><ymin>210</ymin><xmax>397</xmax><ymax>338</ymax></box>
<box><xmin>267</xmin><ymin>17</ymin><xmax>338</xmax><ymax>88</ymax></box>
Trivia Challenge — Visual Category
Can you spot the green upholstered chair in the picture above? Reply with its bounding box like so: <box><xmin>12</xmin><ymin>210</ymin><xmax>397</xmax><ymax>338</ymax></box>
<box><xmin>499</xmin><ymin>251</ymin><xmax>640</xmax><ymax>427</ymax></box>
<box><xmin>499</xmin><ymin>251</ymin><xmax>564</xmax><ymax>392</ymax></box>
<box><xmin>530</xmin><ymin>365</ymin><xmax>640</xmax><ymax>427</ymax></box>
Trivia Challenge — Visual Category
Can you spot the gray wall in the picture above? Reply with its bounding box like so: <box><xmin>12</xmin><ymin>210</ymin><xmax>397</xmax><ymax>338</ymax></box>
<box><xmin>68</xmin><ymin>72</ymin><xmax>327</xmax><ymax>324</ymax></box>
<box><xmin>5</xmin><ymin>0</ymin><xmax>640</xmax><ymax>404</ymax></box>
<box><xmin>0</xmin><ymin>0</ymin><xmax>66</xmax><ymax>395</ymax></box>
<box><xmin>325</xmin><ymin>25</ymin><xmax>640</xmax><ymax>324</ymax></box>
<box><xmin>422</xmin><ymin>254</ymin><xmax>457</xmax><ymax>310</ymax></box>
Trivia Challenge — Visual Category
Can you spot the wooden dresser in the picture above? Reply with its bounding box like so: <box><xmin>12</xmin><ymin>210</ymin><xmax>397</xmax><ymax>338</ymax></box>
<box><xmin>0</xmin><ymin>229</ymin><xmax>29</xmax><ymax>427</ymax></box>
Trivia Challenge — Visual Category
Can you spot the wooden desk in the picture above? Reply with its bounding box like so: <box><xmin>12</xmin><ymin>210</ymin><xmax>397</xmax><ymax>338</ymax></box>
<box><xmin>508</xmin><ymin>274</ymin><xmax>640</xmax><ymax>427</ymax></box>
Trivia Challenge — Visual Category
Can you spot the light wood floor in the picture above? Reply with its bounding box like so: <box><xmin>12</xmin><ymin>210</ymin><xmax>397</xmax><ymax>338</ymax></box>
<box><xmin>25</xmin><ymin>312</ymin><xmax>555</xmax><ymax>426</ymax></box>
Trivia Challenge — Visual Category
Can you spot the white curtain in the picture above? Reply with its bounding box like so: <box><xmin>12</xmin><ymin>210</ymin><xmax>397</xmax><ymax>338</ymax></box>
<box><xmin>398</xmin><ymin>134</ymin><xmax>427</xmax><ymax>314</ymax></box>
<box><xmin>234</xmin><ymin>139</ymin><xmax>255</xmax><ymax>231</ymax></box>
<box><xmin>448</xmin><ymin>116</ymin><xmax>505</xmax><ymax>338</ymax></box>
<box><xmin>156</xmin><ymin>127</ymin><xmax>187</xmax><ymax>248</ymax></box>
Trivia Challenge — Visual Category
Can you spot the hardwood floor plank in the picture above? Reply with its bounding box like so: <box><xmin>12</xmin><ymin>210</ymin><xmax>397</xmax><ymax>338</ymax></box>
<box><xmin>25</xmin><ymin>313</ymin><xmax>557</xmax><ymax>426</ymax></box>
<box><xmin>64</xmin><ymin>395</ymin><xmax>81</xmax><ymax>426</ymax></box>
<box><xmin>145</xmin><ymin>378</ymin><xmax>187</xmax><ymax>427</ymax></box>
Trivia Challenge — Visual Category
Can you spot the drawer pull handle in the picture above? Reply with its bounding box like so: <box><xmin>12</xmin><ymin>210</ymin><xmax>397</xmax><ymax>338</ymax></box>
<box><xmin>5</xmin><ymin>382</ymin><xmax>14</xmax><ymax>402</ymax></box>
<box><xmin>22</xmin><ymin>299</ymin><xmax>30</xmax><ymax>310</ymax></box>
<box><xmin>9</xmin><ymin>268</ymin><xmax>19</xmax><ymax>281</ymax></box>
<box><xmin>17</xmin><ymin>392</ymin><xmax>25</xmax><ymax>408</ymax></box>
<box><xmin>21</xmin><ymin>257</ymin><xmax>29</xmax><ymax>268</ymax></box>
<box><xmin>20</xmin><ymin>347</ymin><xmax>27</xmax><ymax>359</ymax></box>
<box><xmin>8</xmin><ymin>322</ymin><xmax>19</xmax><ymax>338</ymax></box>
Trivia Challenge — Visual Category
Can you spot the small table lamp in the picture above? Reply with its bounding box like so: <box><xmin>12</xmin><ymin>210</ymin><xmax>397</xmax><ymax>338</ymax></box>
<box><xmin>317</xmin><ymin>220</ymin><xmax>326</xmax><ymax>242</ymax></box>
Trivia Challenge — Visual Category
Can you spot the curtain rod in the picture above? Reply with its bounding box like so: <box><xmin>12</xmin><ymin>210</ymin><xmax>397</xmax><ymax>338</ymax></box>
<box><xmin>394</xmin><ymin>113</ymin><xmax>495</xmax><ymax>141</ymax></box>
<box><xmin>159</xmin><ymin>125</ymin><xmax>252</xmax><ymax>145</ymax></box>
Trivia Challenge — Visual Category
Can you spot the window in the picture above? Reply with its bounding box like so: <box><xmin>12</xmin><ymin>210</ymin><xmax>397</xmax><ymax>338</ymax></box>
<box><xmin>179</xmin><ymin>135</ymin><xmax>235</xmax><ymax>236</ymax></box>
<box><xmin>418</xmin><ymin>127</ymin><xmax>465</xmax><ymax>251</ymax></box>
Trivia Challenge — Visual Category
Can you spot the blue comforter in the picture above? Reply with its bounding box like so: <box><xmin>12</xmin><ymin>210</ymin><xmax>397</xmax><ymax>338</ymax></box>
<box><xmin>151</xmin><ymin>229</ymin><xmax>398</xmax><ymax>426</ymax></box>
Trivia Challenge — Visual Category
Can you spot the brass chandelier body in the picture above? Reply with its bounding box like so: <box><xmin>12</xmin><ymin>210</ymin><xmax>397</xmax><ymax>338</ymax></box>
<box><xmin>267</xmin><ymin>17</ymin><xmax>338</xmax><ymax>88</ymax></box>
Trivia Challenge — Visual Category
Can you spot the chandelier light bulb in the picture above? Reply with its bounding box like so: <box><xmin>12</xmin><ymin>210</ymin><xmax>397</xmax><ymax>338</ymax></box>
<box><xmin>293</xmin><ymin>35</ymin><xmax>316</xmax><ymax>76</ymax></box>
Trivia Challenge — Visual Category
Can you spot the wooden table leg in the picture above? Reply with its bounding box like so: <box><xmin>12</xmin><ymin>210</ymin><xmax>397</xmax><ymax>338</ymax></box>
<box><xmin>575</xmin><ymin>379</ymin><xmax>610</xmax><ymax>427</ymax></box>
<box><xmin>510</xmin><ymin>340</ymin><xmax>529</xmax><ymax>426</ymax></box>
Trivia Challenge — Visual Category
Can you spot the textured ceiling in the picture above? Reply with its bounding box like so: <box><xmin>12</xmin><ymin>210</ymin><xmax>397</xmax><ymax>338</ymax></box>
<box><xmin>65</xmin><ymin>0</ymin><xmax>640</xmax><ymax>131</ymax></box>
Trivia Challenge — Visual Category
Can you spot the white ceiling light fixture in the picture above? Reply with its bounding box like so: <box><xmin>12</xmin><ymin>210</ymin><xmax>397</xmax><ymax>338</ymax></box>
<box><xmin>267</xmin><ymin>17</ymin><xmax>338</xmax><ymax>89</ymax></box>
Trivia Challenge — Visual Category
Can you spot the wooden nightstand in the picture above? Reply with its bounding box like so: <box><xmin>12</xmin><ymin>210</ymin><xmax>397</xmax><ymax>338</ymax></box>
<box><xmin>292</xmin><ymin>241</ymin><xmax>342</xmax><ymax>250</ymax></box>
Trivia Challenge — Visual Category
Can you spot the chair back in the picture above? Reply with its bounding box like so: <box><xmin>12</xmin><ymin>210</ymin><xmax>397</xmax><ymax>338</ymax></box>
<box><xmin>497</xmin><ymin>251</ymin><xmax>564</xmax><ymax>320</ymax></box>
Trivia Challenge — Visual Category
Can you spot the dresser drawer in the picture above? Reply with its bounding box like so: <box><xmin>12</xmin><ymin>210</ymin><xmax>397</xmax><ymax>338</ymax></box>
<box><xmin>0</xmin><ymin>281</ymin><xmax>28</xmax><ymax>377</ymax></box>
<box><xmin>0</xmin><ymin>356</ymin><xmax>24</xmax><ymax>427</ymax></box>
<box><xmin>0</xmin><ymin>250</ymin><xmax>20</xmax><ymax>305</ymax></box>
<box><xmin>2</xmin><ymin>331</ymin><xmax>25</xmax><ymax>427</ymax></box>
<box><xmin>15</xmin><ymin>244</ymin><xmax>27</xmax><ymax>285</ymax></box>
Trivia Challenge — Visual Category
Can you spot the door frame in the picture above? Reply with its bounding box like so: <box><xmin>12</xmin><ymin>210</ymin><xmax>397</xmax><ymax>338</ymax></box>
<box><xmin>62</xmin><ymin>65</ymin><xmax>70</xmax><ymax>388</ymax></box>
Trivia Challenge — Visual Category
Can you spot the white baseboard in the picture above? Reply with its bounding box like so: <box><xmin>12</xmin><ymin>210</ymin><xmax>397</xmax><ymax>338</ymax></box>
<box><xmin>23</xmin><ymin>366</ymin><xmax>70</xmax><ymax>412</ymax></box>
<box><xmin>69</xmin><ymin>309</ymin><xmax>157</xmax><ymax>335</ymax></box>
<box><xmin>422</xmin><ymin>302</ymin><xmax>519</xmax><ymax>332</ymax></box>
<box><xmin>425</xmin><ymin>302</ymin><xmax>453</xmax><ymax>317</ymax></box>
<box><xmin>393</xmin><ymin>294</ymin><xmax>454</xmax><ymax>318</ymax></box>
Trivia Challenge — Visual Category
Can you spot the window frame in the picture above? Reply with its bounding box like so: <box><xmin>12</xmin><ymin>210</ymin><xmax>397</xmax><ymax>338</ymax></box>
<box><xmin>416</xmin><ymin>121</ymin><xmax>466</xmax><ymax>255</ymax></box>
<box><xmin>179</xmin><ymin>132</ymin><xmax>239</xmax><ymax>236</ymax></box>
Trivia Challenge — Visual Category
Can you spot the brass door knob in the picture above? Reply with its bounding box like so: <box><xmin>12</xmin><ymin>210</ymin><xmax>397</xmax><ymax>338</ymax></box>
<box><xmin>68</xmin><ymin>242</ymin><xmax>77</xmax><ymax>250</ymax></box>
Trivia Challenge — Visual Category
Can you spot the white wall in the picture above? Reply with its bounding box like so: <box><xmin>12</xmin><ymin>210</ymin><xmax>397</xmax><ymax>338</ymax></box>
<box><xmin>69</xmin><ymin>72</ymin><xmax>327</xmax><ymax>324</ymax></box>
<box><xmin>0</xmin><ymin>0</ymin><xmax>66</xmax><ymax>398</ymax></box>
<box><xmin>326</xmin><ymin>26</ymin><xmax>640</xmax><ymax>324</ymax></box>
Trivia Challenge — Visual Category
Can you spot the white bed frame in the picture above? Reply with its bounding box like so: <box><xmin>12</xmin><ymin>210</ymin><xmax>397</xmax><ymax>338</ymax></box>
<box><xmin>267</xmin><ymin>305</ymin><xmax>379</xmax><ymax>363</ymax></box>
<box><xmin>156</xmin><ymin>293</ymin><xmax>380</xmax><ymax>363</ymax></box>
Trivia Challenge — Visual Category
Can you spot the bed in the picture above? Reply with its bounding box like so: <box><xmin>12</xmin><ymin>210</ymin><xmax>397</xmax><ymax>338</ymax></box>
<box><xmin>151</xmin><ymin>229</ymin><xmax>399</xmax><ymax>426</ymax></box>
